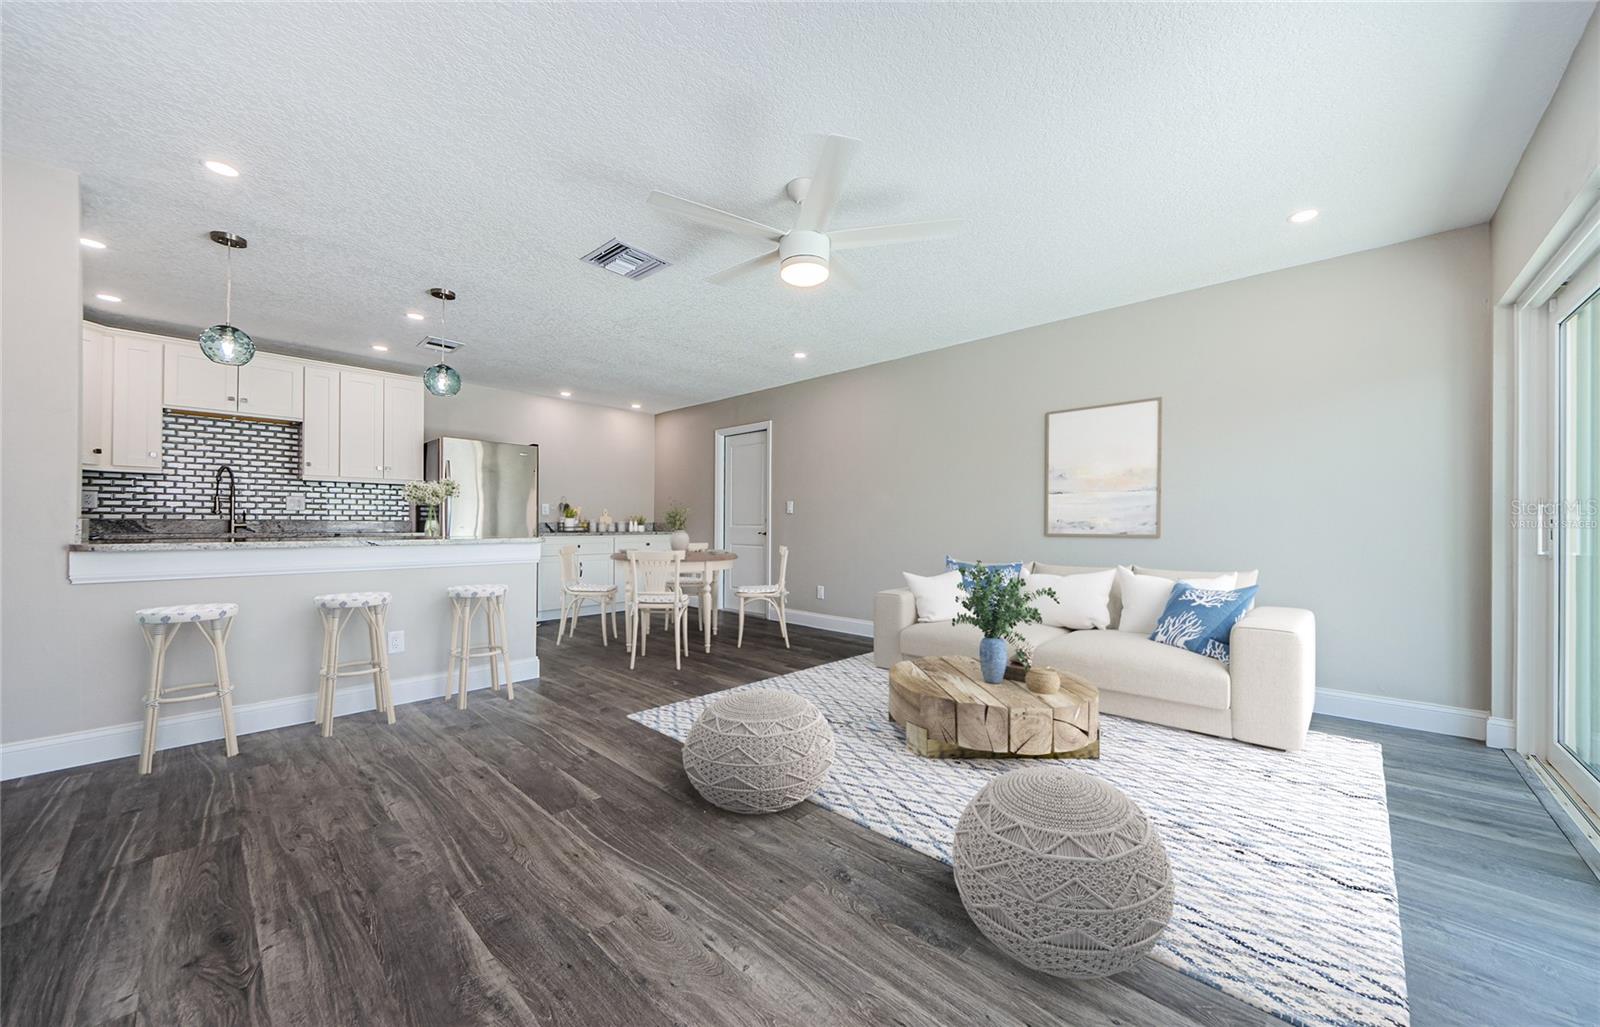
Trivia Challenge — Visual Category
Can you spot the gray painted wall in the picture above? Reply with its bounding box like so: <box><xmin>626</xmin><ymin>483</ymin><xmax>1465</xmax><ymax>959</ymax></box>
<box><xmin>656</xmin><ymin>227</ymin><xmax>1493</xmax><ymax>712</ymax></box>
<box><xmin>424</xmin><ymin>385</ymin><xmax>655</xmax><ymax>524</ymax></box>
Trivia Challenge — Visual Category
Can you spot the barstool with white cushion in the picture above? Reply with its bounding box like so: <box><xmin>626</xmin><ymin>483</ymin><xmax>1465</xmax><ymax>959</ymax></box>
<box><xmin>135</xmin><ymin>602</ymin><xmax>241</xmax><ymax>775</ymax></box>
<box><xmin>448</xmin><ymin>584</ymin><xmax>512</xmax><ymax>708</ymax></box>
<box><xmin>736</xmin><ymin>545</ymin><xmax>791</xmax><ymax>649</ymax></box>
<box><xmin>313</xmin><ymin>591</ymin><xmax>394</xmax><ymax>737</ymax></box>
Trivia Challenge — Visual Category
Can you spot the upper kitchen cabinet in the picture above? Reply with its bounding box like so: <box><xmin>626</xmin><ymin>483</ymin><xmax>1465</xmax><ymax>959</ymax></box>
<box><xmin>301</xmin><ymin>362</ymin><xmax>341</xmax><ymax>479</ymax></box>
<box><xmin>164</xmin><ymin>344</ymin><xmax>304</xmax><ymax>420</ymax></box>
<box><xmin>108</xmin><ymin>332</ymin><xmax>165</xmax><ymax>470</ymax></box>
<box><xmin>237</xmin><ymin>353</ymin><xmax>304</xmax><ymax>420</ymax></box>
<box><xmin>337</xmin><ymin>371</ymin><xmax>424</xmax><ymax>481</ymax></box>
<box><xmin>80</xmin><ymin>326</ymin><xmax>113</xmax><ymax>467</ymax></box>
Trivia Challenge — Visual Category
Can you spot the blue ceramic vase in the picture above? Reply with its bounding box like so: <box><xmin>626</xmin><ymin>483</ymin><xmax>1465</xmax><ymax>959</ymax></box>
<box><xmin>978</xmin><ymin>636</ymin><xmax>1007</xmax><ymax>683</ymax></box>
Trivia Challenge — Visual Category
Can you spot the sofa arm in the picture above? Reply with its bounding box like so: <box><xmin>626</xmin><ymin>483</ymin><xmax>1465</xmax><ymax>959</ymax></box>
<box><xmin>874</xmin><ymin>588</ymin><xmax>917</xmax><ymax>668</ymax></box>
<box><xmin>1228</xmin><ymin>606</ymin><xmax>1316</xmax><ymax>751</ymax></box>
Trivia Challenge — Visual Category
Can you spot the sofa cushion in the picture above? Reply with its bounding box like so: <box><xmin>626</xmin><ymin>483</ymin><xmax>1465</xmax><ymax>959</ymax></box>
<box><xmin>1023</xmin><ymin>568</ymin><xmax>1115</xmax><ymax>629</ymax></box>
<box><xmin>1135</xmin><ymin>564</ymin><xmax>1259</xmax><ymax>589</ymax></box>
<box><xmin>1150</xmin><ymin>583</ymin><xmax>1260</xmax><ymax>664</ymax></box>
<box><xmin>1032</xmin><ymin>562</ymin><xmax>1119</xmax><ymax>622</ymax></box>
<box><xmin>902</xmin><ymin>570</ymin><xmax>963</xmax><ymax>622</ymax></box>
<box><xmin>1032</xmin><ymin>628</ymin><xmax>1232</xmax><ymax>710</ymax></box>
<box><xmin>1115</xmin><ymin>566</ymin><xmax>1236</xmax><ymax>634</ymax></box>
<box><xmin>899</xmin><ymin>620</ymin><xmax>1067</xmax><ymax>661</ymax></box>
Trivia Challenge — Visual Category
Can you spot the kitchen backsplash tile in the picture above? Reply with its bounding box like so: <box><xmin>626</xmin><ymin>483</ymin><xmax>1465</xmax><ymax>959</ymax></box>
<box><xmin>83</xmin><ymin>412</ymin><xmax>410</xmax><ymax>521</ymax></box>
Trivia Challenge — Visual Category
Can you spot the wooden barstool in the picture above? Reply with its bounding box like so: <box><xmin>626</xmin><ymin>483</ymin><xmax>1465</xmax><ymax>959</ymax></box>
<box><xmin>447</xmin><ymin>584</ymin><xmax>512</xmax><ymax>708</ymax></box>
<box><xmin>135</xmin><ymin>603</ymin><xmax>241</xmax><ymax>775</ymax></box>
<box><xmin>313</xmin><ymin>591</ymin><xmax>395</xmax><ymax>737</ymax></box>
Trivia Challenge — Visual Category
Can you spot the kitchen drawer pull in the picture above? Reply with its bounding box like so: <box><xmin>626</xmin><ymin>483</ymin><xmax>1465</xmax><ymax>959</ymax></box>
<box><xmin>226</xmin><ymin>395</ymin><xmax>235</xmax><ymax>401</ymax></box>
<box><xmin>91</xmin><ymin>447</ymin><xmax>103</xmax><ymax>454</ymax></box>
<box><xmin>239</xmin><ymin>397</ymin><xmax>249</xmax><ymax>404</ymax></box>
<box><xmin>147</xmin><ymin>451</ymin><xmax>157</xmax><ymax>458</ymax></box>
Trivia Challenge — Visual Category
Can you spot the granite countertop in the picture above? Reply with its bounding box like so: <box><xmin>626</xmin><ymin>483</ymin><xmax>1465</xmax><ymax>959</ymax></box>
<box><xmin>69</xmin><ymin>536</ymin><xmax>543</xmax><ymax>552</ymax></box>
<box><xmin>537</xmin><ymin>530</ymin><xmax>667</xmax><ymax>538</ymax></box>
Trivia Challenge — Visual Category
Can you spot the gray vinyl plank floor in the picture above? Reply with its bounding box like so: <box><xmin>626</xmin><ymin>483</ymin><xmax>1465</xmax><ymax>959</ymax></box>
<box><xmin>2</xmin><ymin>616</ymin><xmax>1596</xmax><ymax>1026</ymax></box>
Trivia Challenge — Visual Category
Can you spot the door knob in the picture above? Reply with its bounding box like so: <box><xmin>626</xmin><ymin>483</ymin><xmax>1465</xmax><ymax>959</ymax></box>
<box><xmin>757</xmin><ymin>530</ymin><xmax>768</xmax><ymax>536</ymax></box>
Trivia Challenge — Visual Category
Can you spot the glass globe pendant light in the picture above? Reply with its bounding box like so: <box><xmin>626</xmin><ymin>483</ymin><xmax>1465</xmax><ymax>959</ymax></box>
<box><xmin>199</xmin><ymin>231</ymin><xmax>255</xmax><ymax>366</ymax></box>
<box><xmin>421</xmin><ymin>287</ymin><xmax>462</xmax><ymax>396</ymax></box>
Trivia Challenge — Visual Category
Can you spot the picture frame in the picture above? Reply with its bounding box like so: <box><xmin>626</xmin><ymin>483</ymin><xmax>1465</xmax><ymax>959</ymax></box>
<box><xmin>1045</xmin><ymin>397</ymin><xmax>1161</xmax><ymax>537</ymax></box>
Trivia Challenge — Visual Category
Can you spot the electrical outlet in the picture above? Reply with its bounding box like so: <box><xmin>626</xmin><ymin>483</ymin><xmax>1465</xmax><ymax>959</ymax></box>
<box><xmin>816</xmin><ymin>585</ymin><xmax>825</xmax><ymax>600</ymax></box>
<box><xmin>285</xmin><ymin>492</ymin><xmax>307</xmax><ymax>513</ymax></box>
<box><xmin>786</xmin><ymin>500</ymin><xmax>795</xmax><ymax>514</ymax></box>
<box><xmin>81</xmin><ymin>488</ymin><xmax>99</xmax><ymax>512</ymax></box>
<box><xmin>541</xmin><ymin>502</ymin><xmax>551</xmax><ymax>516</ymax></box>
<box><xmin>387</xmin><ymin>630</ymin><xmax>405</xmax><ymax>654</ymax></box>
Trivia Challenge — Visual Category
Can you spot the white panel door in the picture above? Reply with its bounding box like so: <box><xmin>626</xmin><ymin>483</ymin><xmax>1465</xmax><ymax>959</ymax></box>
<box><xmin>163</xmin><ymin>343</ymin><xmax>238</xmax><ymax>414</ymax></box>
<box><xmin>338</xmin><ymin>371</ymin><xmax>385</xmax><ymax>480</ymax></box>
<box><xmin>723</xmin><ymin>429</ymin><xmax>770</xmax><ymax>594</ymax></box>
<box><xmin>237</xmin><ymin>353</ymin><xmax>304</xmax><ymax>420</ymax></box>
<box><xmin>301</xmin><ymin>364</ymin><xmax>340</xmax><ymax>478</ymax></box>
<box><xmin>81</xmin><ymin>328</ymin><xmax>113</xmax><ymax>467</ymax></box>
<box><xmin>381</xmin><ymin>376</ymin><xmax>425</xmax><ymax>480</ymax></box>
<box><xmin>110</xmin><ymin>334</ymin><xmax>165</xmax><ymax>470</ymax></box>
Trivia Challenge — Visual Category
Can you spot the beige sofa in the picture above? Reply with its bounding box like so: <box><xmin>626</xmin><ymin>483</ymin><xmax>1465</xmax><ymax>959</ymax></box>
<box><xmin>873</xmin><ymin>563</ymin><xmax>1316</xmax><ymax>751</ymax></box>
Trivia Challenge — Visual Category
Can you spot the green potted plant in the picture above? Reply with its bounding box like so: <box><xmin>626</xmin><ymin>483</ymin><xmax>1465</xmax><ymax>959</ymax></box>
<box><xmin>663</xmin><ymin>503</ymin><xmax>690</xmax><ymax>551</ymax></box>
<box><xmin>561</xmin><ymin>502</ymin><xmax>579</xmax><ymax>530</ymax></box>
<box><xmin>953</xmin><ymin>563</ymin><xmax>1057</xmax><ymax>683</ymax></box>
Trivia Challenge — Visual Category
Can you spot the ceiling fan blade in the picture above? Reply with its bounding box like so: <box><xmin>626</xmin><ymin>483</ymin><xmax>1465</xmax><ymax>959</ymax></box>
<box><xmin>794</xmin><ymin>134</ymin><xmax>861</xmax><ymax>233</ymax></box>
<box><xmin>706</xmin><ymin>249</ymin><xmax>780</xmax><ymax>285</ymax></box>
<box><xmin>828</xmin><ymin>219</ymin><xmax>964</xmax><ymax>251</ymax></box>
<box><xmin>647</xmin><ymin>191</ymin><xmax>784</xmax><ymax>241</ymax></box>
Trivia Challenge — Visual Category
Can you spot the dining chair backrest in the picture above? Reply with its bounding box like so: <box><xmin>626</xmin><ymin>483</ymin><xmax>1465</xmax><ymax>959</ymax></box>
<box><xmin>775</xmin><ymin>545</ymin><xmax>789</xmax><ymax>591</ymax></box>
<box><xmin>628</xmin><ymin>549</ymin><xmax>683</xmax><ymax>598</ymax></box>
<box><xmin>559</xmin><ymin>545</ymin><xmax>580</xmax><ymax>587</ymax></box>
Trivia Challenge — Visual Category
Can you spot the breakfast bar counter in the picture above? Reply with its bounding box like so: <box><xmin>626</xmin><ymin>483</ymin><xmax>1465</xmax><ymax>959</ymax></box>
<box><xmin>67</xmin><ymin>536</ymin><xmax>543</xmax><ymax>584</ymax></box>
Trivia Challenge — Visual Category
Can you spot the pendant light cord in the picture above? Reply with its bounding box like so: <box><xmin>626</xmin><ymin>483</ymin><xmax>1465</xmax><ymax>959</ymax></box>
<box><xmin>224</xmin><ymin>240</ymin><xmax>233</xmax><ymax>324</ymax></box>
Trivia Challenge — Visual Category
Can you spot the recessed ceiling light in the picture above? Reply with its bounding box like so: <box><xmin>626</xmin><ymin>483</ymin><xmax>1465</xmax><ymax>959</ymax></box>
<box><xmin>1288</xmin><ymin>208</ymin><xmax>1319</xmax><ymax>224</ymax></box>
<box><xmin>559</xmin><ymin>390</ymin><xmax>572</xmax><ymax>398</ymax></box>
<box><xmin>406</xmin><ymin>311</ymin><xmax>425</xmax><ymax>321</ymax></box>
<box><xmin>630</xmin><ymin>402</ymin><xmax>642</xmax><ymax>410</ymax></box>
<box><xmin>793</xmin><ymin>351</ymin><xmax>808</xmax><ymax>359</ymax></box>
<box><xmin>203</xmin><ymin>160</ymin><xmax>240</xmax><ymax>178</ymax></box>
<box><xmin>95</xmin><ymin>293</ymin><xmax>122</xmax><ymax>303</ymax></box>
<box><xmin>79</xmin><ymin>237</ymin><xmax>106</xmax><ymax>250</ymax></box>
<box><xmin>371</xmin><ymin>344</ymin><xmax>389</xmax><ymax>352</ymax></box>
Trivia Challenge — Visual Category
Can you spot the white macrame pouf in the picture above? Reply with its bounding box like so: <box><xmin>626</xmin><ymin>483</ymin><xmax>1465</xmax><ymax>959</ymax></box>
<box><xmin>952</xmin><ymin>767</ymin><xmax>1173</xmax><ymax>978</ymax></box>
<box><xmin>682</xmin><ymin>689</ymin><xmax>835</xmax><ymax>814</ymax></box>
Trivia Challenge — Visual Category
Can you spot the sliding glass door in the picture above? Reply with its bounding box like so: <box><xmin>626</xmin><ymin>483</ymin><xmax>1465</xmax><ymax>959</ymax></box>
<box><xmin>1553</xmin><ymin>263</ymin><xmax>1600</xmax><ymax>810</ymax></box>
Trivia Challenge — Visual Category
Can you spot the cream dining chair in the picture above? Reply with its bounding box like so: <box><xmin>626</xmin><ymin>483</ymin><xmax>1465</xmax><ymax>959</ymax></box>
<box><xmin>626</xmin><ymin>549</ymin><xmax>691</xmax><ymax>670</ymax></box>
<box><xmin>736</xmin><ymin>545</ymin><xmax>791</xmax><ymax>649</ymax></box>
<box><xmin>557</xmin><ymin>544</ymin><xmax>619</xmax><ymax>645</ymax></box>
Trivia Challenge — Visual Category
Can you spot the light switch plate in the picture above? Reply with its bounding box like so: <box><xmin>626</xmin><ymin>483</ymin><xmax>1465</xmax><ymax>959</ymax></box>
<box><xmin>388</xmin><ymin>630</ymin><xmax>405</xmax><ymax>654</ymax></box>
<box><xmin>786</xmin><ymin>500</ymin><xmax>795</xmax><ymax>514</ymax></box>
<box><xmin>285</xmin><ymin>492</ymin><xmax>307</xmax><ymax>513</ymax></box>
<box><xmin>541</xmin><ymin>503</ymin><xmax>551</xmax><ymax>516</ymax></box>
<box><xmin>816</xmin><ymin>585</ymin><xmax>825</xmax><ymax>600</ymax></box>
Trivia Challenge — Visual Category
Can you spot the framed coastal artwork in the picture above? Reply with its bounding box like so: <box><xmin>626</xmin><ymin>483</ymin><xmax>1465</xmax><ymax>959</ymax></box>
<box><xmin>1045</xmin><ymin>398</ymin><xmax>1161</xmax><ymax>537</ymax></box>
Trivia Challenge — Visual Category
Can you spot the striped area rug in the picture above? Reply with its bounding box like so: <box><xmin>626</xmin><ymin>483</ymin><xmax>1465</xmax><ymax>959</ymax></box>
<box><xmin>629</xmin><ymin>654</ymin><xmax>1408</xmax><ymax>1027</ymax></box>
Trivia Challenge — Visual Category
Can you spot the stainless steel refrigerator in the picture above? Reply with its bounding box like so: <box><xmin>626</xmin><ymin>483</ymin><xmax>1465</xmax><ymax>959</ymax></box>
<box><xmin>424</xmin><ymin>438</ymin><xmax>539</xmax><ymax>539</ymax></box>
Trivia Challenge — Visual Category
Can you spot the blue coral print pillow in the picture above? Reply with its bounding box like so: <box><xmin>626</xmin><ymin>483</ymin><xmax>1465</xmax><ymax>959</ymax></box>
<box><xmin>1149</xmin><ymin>581</ymin><xmax>1259</xmax><ymax>665</ymax></box>
<box><xmin>945</xmin><ymin>556</ymin><xmax>1024</xmax><ymax>588</ymax></box>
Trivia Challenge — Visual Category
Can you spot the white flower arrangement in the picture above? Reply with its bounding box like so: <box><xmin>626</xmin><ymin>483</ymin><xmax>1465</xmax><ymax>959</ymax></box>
<box><xmin>402</xmin><ymin>479</ymin><xmax>460</xmax><ymax>507</ymax></box>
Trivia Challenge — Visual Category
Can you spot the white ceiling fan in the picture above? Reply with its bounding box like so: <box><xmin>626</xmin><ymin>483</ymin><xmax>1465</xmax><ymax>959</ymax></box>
<box><xmin>647</xmin><ymin>134</ymin><xmax>963</xmax><ymax>288</ymax></box>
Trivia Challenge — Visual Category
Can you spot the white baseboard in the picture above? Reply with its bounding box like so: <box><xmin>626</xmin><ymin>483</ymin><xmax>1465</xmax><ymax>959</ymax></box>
<box><xmin>1486</xmin><ymin>716</ymin><xmax>1517</xmax><ymax>749</ymax></box>
<box><xmin>0</xmin><ymin>656</ymin><xmax>539</xmax><ymax>781</ymax></box>
<box><xmin>1314</xmin><ymin>687</ymin><xmax>1489</xmax><ymax>741</ymax></box>
<box><xmin>780</xmin><ymin>608</ymin><xmax>873</xmax><ymax>638</ymax></box>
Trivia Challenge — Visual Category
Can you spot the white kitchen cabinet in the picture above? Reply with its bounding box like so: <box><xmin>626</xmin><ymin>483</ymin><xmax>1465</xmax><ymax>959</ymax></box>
<box><xmin>339</xmin><ymin>370</ymin><xmax>386</xmax><ymax>480</ymax></box>
<box><xmin>537</xmin><ymin>555</ymin><xmax>564</xmax><ymax>613</ymax></box>
<box><xmin>237</xmin><ymin>353</ymin><xmax>304</xmax><ymax>420</ymax></box>
<box><xmin>81</xmin><ymin>327</ymin><xmax>113</xmax><ymax>467</ymax></box>
<box><xmin>163</xmin><ymin>343</ymin><xmax>239</xmax><ymax>415</ymax></box>
<box><xmin>576</xmin><ymin>553</ymin><xmax>614</xmax><ymax>589</ymax></box>
<box><xmin>109</xmin><ymin>334</ymin><xmax>165</xmax><ymax>470</ymax></box>
<box><xmin>381</xmin><ymin>377</ymin><xmax>424</xmax><ymax>480</ymax></box>
<box><xmin>301</xmin><ymin>363</ymin><xmax>340</xmax><ymax>478</ymax></box>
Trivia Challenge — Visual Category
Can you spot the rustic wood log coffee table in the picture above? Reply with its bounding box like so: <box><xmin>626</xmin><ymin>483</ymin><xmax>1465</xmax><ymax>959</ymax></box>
<box><xmin>888</xmin><ymin>656</ymin><xmax>1099</xmax><ymax>759</ymax></box>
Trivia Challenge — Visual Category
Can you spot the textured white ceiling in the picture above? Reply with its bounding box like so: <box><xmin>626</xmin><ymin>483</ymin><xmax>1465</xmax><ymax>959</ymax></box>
<box><xmin>3</xmin><ymin>2</ymin><xmax>1592</xmax><ymax>411</ymax></box>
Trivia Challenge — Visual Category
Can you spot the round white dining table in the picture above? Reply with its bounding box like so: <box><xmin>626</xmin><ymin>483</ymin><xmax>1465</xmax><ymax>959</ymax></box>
<box><xmin>610</xmin><ymin>549</ymin><xmax>737</xmax><ymax>653</ymax></box>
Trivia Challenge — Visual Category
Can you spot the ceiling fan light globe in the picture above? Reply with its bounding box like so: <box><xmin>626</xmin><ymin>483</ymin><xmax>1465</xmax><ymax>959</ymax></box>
<box><xmin>780</xmin><ymin>255</ymin><xmax>829</xmax><ymax>288</ymax></box>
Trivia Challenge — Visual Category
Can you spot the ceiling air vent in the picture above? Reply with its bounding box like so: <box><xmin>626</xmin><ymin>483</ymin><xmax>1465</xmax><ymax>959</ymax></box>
<box><xmin>416</xmin><ymin>336</ymin><xmax>465</xmax><ymax>353</ymax></box>
<box><xmin>581</xmin><ymin>238</ymin><xmax>669</xmax><ymax>280</ymax></box>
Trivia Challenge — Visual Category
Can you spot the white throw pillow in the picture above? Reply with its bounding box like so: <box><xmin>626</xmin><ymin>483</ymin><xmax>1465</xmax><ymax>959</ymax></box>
<box><xmin>1024</xmin><ymin>569</ymin><xmax>1116</xmax><ymax>630</ymax></box>
<box><xmin>1115</xmin><ymin>566</ymin><xmax>1237</xmax><ymax>634</ymax></box>
<box><xmin>903</xmin><ymin>569</ymin><xmax>963</xmax><ymax>623</ymax></box>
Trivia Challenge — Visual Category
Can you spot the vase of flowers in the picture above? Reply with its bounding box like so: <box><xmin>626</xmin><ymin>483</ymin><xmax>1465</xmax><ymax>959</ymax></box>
<box><xmin>402</xmin><ymin>479</ymin><xmax>460</xmax><ymax>538</ymax></box>
<box><xmin>953</xmin><ymin>562</ymin><xmax>1057</xmax><ymax>684</ymax></box>
<box><xmin>663</xmin><ymin>503</ymin><xmax>690</xmax><ymax>551</ymax></box>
